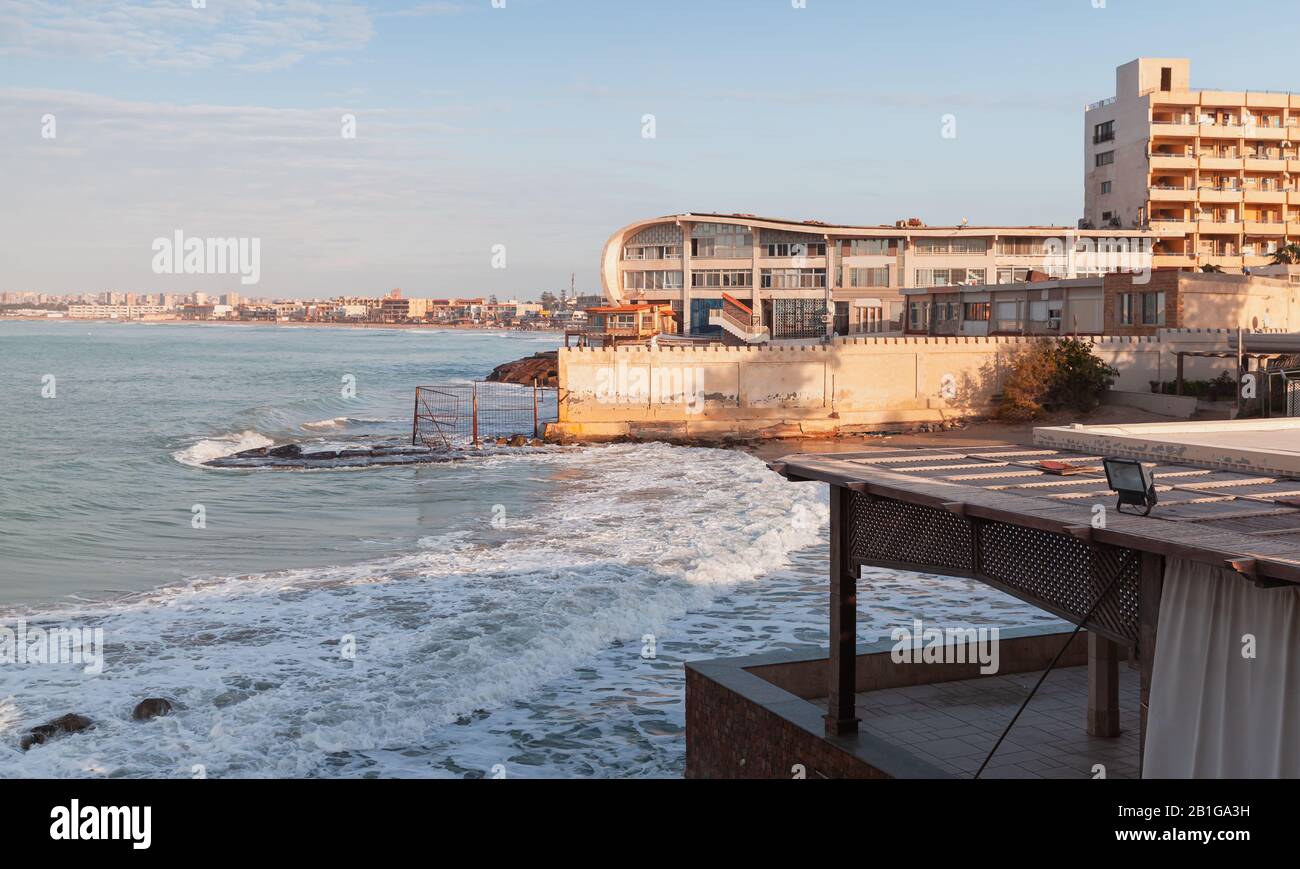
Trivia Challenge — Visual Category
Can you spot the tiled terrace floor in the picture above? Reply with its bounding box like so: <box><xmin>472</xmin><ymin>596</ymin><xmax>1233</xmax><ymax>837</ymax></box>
<box><xmin>853</xmin><ymin>664</ymin><xmax>1141</xmax><ymax>779</ymax></box>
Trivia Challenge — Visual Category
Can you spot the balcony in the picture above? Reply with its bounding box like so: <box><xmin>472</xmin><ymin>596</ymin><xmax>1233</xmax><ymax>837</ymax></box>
<box><xmin>1150</xmin><ymin>153</ymin><xmax>1196</xmax><ymax>170</ymax></box>
<box><xmin>1198</xmin><ymin>254</ymin><xmax>1244</xmax><ymax>269</ymax></box>
<box><xmin>1149</xmin><ymin>185</ymin><xmax>1196</xmax><ymax>202</ymax></box>
<box><xmin>1149</xmin><ymin>122</ymin><xmax>1199</xmax><ymax>137</ymax></box>
<box><xmin>1152</xmin><ymin>254</ymin><xmax>1196</xmax><ymax>269</ymax></box>
<box><xmin>1244</xmin><ymin>188</ymin><xmax>1287</xmax><ymax>204</ymax></box>
<box><xmin>1198</xmin><ymin>220</ymin><xmax>1244</xmax><ymax>234</ymax></box>
<box><xmin>1199</xmin><ymin>123</ymin><xmax>1248</xmax><ymax>139</ymax></box>
<box><xmin>1149</xmin><ymin>220</ymin><xmax>1194</xmax><ymax>235</ymax></box>
<box><xmin>1246</xmin><ymin>221</ymin><xmax>1287</xmax><ymax>236</ymax></box>
<box><xmin>1245</xmin><ymin>156</ymin><xmax>1287</xmax><ymax>172</ymax></box>
<box><xmin>1247</xmin><ymin>124</ymin><xmax>1288</xmax><ymax>140</ymax></box>
<box><xmin>1197</xmin><ymin>187</ymin><xmax>1244</xmax><ymax>204</ymax></box>
<box><xmin>1200</xmin><ymin>155</ymin><xmax>1244</xmax><ymax>171</ymax></box>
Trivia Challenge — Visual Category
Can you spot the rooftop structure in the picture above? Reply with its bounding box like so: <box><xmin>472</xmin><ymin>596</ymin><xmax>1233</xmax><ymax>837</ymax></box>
<box><xmin>687</xmin><ymin>422</ymin><xmax>1300</xmax><ymax>778</ymax></box>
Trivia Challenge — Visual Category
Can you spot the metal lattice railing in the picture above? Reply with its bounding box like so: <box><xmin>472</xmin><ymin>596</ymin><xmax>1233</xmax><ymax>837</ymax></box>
<box><xmin>412</xmin><ymin>382</ymin><xmax>559</xmax><ymax>448</ymax></box>
<box><xmin>848</xmin><ymin>491</ymin><xmax>1140</xmax><ymax>645</ymax></box>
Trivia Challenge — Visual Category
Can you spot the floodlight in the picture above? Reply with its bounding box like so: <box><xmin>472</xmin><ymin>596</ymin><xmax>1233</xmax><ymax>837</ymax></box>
<box><xmin>1104</xmin><ymin>457</ymin><xmax>1157</xmax><ymax>517</ymax></box>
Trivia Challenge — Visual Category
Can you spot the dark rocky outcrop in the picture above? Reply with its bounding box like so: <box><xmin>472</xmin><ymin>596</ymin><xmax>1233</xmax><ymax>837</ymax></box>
<box><xmin>20</xmin><ymin>713</ymin><xmax>93</xmax><ymax>750</ymax></box>
<box><xmin>131</xmin><ymin>698</ymin><xmax>174</xmax><ymax>721</ymax></box>
<box><xmin>486</xmin><ymin>352</ymin><xmax>558</xmax><ymax>387</ymax></box>
<box><xmin>267</xmin><ymin>444</ymin><xmax>303</xmax><ymax>459</ymax></box>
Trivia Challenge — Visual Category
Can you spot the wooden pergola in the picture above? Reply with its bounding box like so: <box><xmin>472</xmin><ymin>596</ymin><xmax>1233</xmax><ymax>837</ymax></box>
<box><xmin>771</xmin><ymin>446</ymin><xmax>1300</xmax><ymax>766</ymax></box>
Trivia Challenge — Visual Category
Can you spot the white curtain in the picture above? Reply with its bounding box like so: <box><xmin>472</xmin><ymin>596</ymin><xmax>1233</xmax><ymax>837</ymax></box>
<box><xmin>1144</xmin><ymin>558</ymin><xmax>1300</xmax><ymax>778</ymax></box>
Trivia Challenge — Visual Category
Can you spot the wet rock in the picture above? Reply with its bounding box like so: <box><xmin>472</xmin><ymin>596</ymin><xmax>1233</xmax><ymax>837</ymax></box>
<box><xmin>267</xmin><ymin>444</ymin><xmax>303</xmax><ymax>459</ymax></box>
<box><xmin>338</xmin><ymin>449</ymin><xmax>370</xmax><ymax>459</ymax></box>
<box><xmin>234</xmin><ymin>446</ymin><xmax>269</xmax><ymax>458</ymax></box>
<box><xmin>20</xmin><ymin>713</ymin><xmax>93</xmax><ymax>751</ymax></box>
<box><xmin>131</xmin><ymin>698</ymin><xmax>173</xmax><ymax>721</ymax></box>
<box><xmin>529</xmin><ymin>438</ymin><xmax>545</xmax><ymax>447</ymax></box>
<box><xmin>485</xmin><ymin>352</ymin><xmax>558</xmax><ymax>387</ymax></box>
<box><xmin>301</xmin><ymin>451</ymin><xmax>339</xmax><ymax>461</ymax></box>
<box><xmin>494</xmin><ymin>437</ymin><xmax>509</xmax><ymax>446</ymax></box>
<box><xmin>508</xmin><ymin>435</ymin><xmax>528</xmax><ymax>447</ymax></box>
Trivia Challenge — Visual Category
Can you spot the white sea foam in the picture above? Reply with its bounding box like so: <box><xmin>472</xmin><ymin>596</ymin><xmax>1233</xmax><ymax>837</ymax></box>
<box><xmin>171</xmin><ymin>431</ymin><xmax>274</xmax><ymax>468</ymax></box>
<box><xmin>301</xmin><ymin>417</ymin><xmax>390</xmax><ymax>431</ymax></box>
<box><xmin>0</xmin><ymin>444</ymin><xmax>829</xmax><ymax>778</ymax></box>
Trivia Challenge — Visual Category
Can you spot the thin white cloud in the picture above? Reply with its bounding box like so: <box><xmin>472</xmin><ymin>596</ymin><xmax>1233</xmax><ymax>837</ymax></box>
<box><xmin>0</xmin><ymin>0</ymin><xmax>375</xmax><ymax>71</ymax></box>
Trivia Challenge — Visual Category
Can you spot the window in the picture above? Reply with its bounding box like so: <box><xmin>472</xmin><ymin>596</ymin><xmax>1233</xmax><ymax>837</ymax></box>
<box><xmin>858</xmin><ymin>304</ymin><xmax>885</xmax><ymax>334</ymax></box>
<box><xmin>963</xmin><ymin>302</ymin><xmax>991</xmax><ymax>321</ymax></box>
<box><xmin>1116</xmin><ymin>293</ymin><xmax>1136</xmax><ymax>326</ymax></box>
<box><xmin>760</xmin><ymin>268</ymin><xmax>826</xmax><ymax>289</ymax></box>
<box><xmin>913</xmin><ymin>238</ymin><xmax>988</xmax><ymax>256</ymax></box>
<box><xmin>996</xmin><ymin>238</ymin><xmax>1046</xmax><ymax>256</ymax></box>
<box><xmin>624</xmin><ymin>270</ymin><xmax>683</xmax><ymax>291</ymax></box>
<box><xmin>915</xmin><ymin>268</ymin><xmax>986</xmax><ymax>287</ymax></box>
<box><xmin>846</xmin><ymin>266</ymin><xmax>890</xmax><ymax>288</ymax></box>
<box><xmin>691</xmin><ymin>223</ymin><xmax>752</xmax><ymax>258</ymax></box>
<box><xmin>1096</xmin><ymin>151</ymin><xmax>1115</xmax><ymax>167</ymax></box>
<box><xmin>848</xmin><ymin>239</ymin><xmax>891</xmax><ymax>256</ymax></box>
<box><xmin>908</xmin><ymin>300</ymin><xmax>929</xmax><ymax>330</ymax></box>
<box><xmin>997</xmin><ymin>267</ymin><xmax>1031</xmax><ymax>284</ymax></box>
<box><xmin>763</xmin><ymin>241</ymin><xmax>826</xmax><ymax>258</ymax></box>
<box><xmin>691</xmin><ymin>270</ymin><xmax>752</xmax><ymax>288</ymax></box>
<box><xmin>1161</xmin><ymin>67</ymin><xmax>1172</xmax><ymax>92</ymax></box>
<box><xmin>624</xmin><ymin>244</ymin><xmax>681</xmax><ymax>261</ymax></box>
<box><xmin>1142</xmin><ymin>291</ymin><xmax>1165</xmax><ymax>326</ymax></box>
<box><xmin>1101</xmin><ymin>181</ymin><xmax>1113</xmax><ymax>195</ymax></box>
<box><xmin>1094</xmin><ymin>121</ymin><xmax>1115</xmax><ymax>144</ymax></box>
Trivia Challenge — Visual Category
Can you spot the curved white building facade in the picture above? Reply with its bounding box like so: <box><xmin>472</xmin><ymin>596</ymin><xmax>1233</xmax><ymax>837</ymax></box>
<box><xmin>601</xmin><ymin>212</ymin><xmax>1162</xmax><ymax>340</ymax></box>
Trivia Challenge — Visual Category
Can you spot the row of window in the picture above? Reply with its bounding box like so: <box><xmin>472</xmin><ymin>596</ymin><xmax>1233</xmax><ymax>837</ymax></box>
<box><xmin>624</xmin><ymin>244</ymin><xmax>681</xmax><ymax>261</ymax></box>
<box><xmin>1116</xmin><ymin>291</ymin><xmax>1166</xmax><ymax>327</ymax></box>
<box><xmin>915</xmin><ymin>268</ymin><xmax>986</xmax><ymax>287</ymax></box>
<box><xmin>626</xmin><ymin>235</ymin><xmax>1062</xmax><ymax>260</ymax></box>
<box><xmin>626</xmin><ymin>269</ymin><xmax>827</xmax><ymax>290</ymax></box>
<box><xmin>626</xmin><ymin>265</ymin><xmax>1034</xmax><ymax>292</ymax></box>
<box><xmin>909</xmin><ymin>299</ymin><xmax>1064</xmax><ymax>329</ymax></box>
<box><xmin>691</xmin><ymin>270</ymin><xmax>752</xmax><ymax>288</ymax></box>
<box><xmin>913</xmin><ymin>238</ymin><xmax>988</xmax><ymax>256</ymax></box>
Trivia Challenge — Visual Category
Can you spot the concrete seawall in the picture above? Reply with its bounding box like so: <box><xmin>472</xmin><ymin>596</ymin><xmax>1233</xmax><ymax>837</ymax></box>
<box><xmin>550</xmin><ymin>330</ymin><xmax>1237</xmax><ymax>441</ymax></box>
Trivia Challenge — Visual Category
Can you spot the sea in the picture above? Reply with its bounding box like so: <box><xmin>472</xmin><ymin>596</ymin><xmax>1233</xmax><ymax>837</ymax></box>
<box><xmin>0</xmin><ymin>320</ymin><xmax>1064</xmax><ymax>778</ymax></box>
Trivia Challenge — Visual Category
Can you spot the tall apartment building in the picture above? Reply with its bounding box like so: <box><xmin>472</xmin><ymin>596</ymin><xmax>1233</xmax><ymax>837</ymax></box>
<box><xmin>602</xmin><ymin>213</ymin><xmax>1156</xmax><ymax>341</ymax></box>
<box><xmin>1085</xmin><ymin>58</ymin><xmax>1300</xmax><ymax>272</ymax></box>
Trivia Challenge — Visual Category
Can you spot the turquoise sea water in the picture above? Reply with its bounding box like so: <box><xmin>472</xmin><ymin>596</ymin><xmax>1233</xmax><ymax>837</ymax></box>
<box><xmin>0</xmin><ymin>321</ymin><xmax>1063</xmax><ymax>778</ymax></box>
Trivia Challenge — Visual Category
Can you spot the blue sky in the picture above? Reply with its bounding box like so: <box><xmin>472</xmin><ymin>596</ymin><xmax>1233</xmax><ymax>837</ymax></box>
<box><xmin>1</xmin><ymin>0</ymin><xmax>1296</xmax><ymax>299</ymax></box>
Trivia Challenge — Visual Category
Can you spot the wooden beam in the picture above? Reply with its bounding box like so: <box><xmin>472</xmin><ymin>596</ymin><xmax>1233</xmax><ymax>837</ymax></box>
<box><xmin>826</xmin><ymin>484</ymin><xmax>860</xmax><ymax>736</ymax></box>
<box><xmin>1087</xmin><ymin>633</ymin><xmax>1121</xmax><ymax>738</ymax></box>
<box><xmin>1138</xmin><ymin>551</ymin><xmax>1164</xmax><ymax>774</ymax></box>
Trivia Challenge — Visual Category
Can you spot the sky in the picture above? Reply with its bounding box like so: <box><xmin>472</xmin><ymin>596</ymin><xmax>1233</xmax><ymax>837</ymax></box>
<box><xmin>1</xmin><ymin>0</ymin><xmax>1297</xmax><ymax>300</ymax></box>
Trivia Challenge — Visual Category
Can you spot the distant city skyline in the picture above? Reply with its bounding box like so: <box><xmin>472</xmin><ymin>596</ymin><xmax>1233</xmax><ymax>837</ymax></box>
<box><xmin>3</xmin><ymin>0</ymin><xmax>1298</xmax><ymax>299</ymax></box>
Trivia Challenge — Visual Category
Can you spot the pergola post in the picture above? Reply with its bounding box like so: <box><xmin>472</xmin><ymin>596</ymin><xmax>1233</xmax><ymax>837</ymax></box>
<box><xmin>1087</xmin><ymin>633</ymin><xmax>1121</xmax><ymax>737</ymax></box>
<box><xmin>826</xmin><ymin>485</ymin><xmax>860</xmax><ymax>736</ymax></box>
<box><xmin>1175</xmin><ymin>352</ymin><xmax>1185</xmax><ymax>396</ymax></box>
<box><xmin>1138</xmin><ymin>551</ymin><xmax>1165</xmax><ymax>774</ymax></box>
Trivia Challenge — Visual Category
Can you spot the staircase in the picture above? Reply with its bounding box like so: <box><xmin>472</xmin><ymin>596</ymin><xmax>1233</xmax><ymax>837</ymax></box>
<box><xmin>709</xmin><ymin>293</ymin><xmax>769</xmax><ymax>344</ymax></box>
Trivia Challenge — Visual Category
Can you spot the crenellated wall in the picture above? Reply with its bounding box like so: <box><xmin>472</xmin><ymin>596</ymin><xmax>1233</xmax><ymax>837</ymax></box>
<box><xmin>552</xmin><ymin>330</ymin><xmax>1238</xmax><ymax>440</ymax></box>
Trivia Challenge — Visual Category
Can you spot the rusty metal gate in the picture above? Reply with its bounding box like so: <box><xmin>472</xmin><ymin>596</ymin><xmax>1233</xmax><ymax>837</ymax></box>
<box><xmin>412</xmin><ymin>381</ymin><xmax>559</xmax><ymax>448</ymax></box>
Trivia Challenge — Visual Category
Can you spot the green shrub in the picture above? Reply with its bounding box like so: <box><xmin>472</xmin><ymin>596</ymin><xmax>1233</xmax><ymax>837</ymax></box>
<box><xmin>999</xmin><ymin>338</ymin><xmax>1117</xmax><ymax>421</ymax></box>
